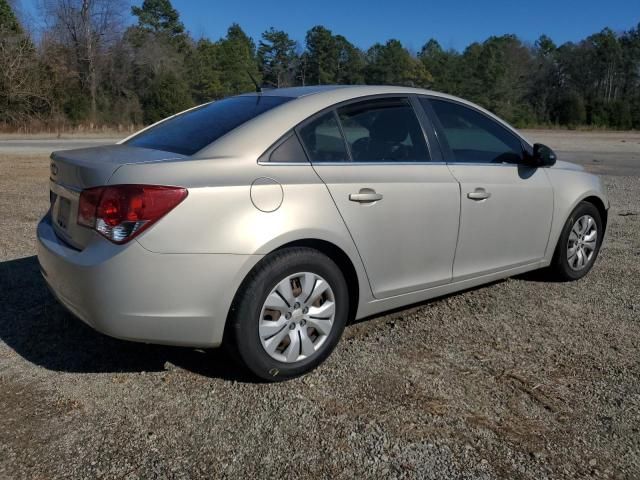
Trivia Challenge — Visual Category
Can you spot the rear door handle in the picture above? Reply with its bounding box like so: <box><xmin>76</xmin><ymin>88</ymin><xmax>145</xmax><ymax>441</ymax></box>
<box><xmin>349</xmin><ymin>189</ymin><xmax>383</xmax><ymax>203</ymax></box>
<box><xmin>467</xmin><ymin>188</ymin><xmax>491</xmax><ymax>201</ymax></box>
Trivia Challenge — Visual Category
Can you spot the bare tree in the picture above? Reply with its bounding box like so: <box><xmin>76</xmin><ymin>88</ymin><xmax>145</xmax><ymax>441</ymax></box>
<box><xmin>41</xmin><ymin>0</ymin><xmax>126</xmax><ymax>124</ymax></box>
<box><xmin>0</xmin><ymin>26</ymin><xmax>49</xmax><ymax>126</ymax></box>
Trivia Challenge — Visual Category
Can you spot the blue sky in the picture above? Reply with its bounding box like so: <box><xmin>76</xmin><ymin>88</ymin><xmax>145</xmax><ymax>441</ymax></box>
<box><xmin>23</xmin><ymin>0</ymin><xmax>640</xmax><ymax>51</ymax></box>
<box><xmin>173</xmin><ymin>0</ymin><xmax>638</xmax><ymax>51</ymax></box>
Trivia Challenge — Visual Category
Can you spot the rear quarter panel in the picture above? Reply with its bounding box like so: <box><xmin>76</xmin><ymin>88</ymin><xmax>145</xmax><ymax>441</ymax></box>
<box><xmin>108</xmin><ymin>157</ymin><xmax>375</xmax><ymax>316</ymax></box>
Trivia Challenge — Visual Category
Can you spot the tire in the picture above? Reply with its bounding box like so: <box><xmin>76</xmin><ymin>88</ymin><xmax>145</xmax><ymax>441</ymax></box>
<box><xmin>226</xmin><ymin>247</ymin><xmax>349</xmax><ymax>382</ymax></box>
<box><xmin>549</xmin><ymin>201</ymin><xmax>603</xmax><ymax>281</ymax></box>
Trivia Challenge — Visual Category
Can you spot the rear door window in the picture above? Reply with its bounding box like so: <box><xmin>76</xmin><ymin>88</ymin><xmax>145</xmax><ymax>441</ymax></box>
<box><xmin>337</xmin><ymin>97</ymin><xmax>430</xmax><ymax>162</ymax></box>
<box><xmin>126</xmin><ymin>95</ymin><xmax>292</xmax><ymax>155</ymax></box>
<box><xmin>297</xmin><ymin>112</ymin><xmax>349</xmax><ymax>162</ymax></box>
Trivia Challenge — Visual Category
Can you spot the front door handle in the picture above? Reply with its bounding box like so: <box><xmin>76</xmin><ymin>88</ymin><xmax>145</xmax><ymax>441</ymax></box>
<box><xmin>467</xmin><ymin>188</ymin><xmax>491</xmax><ymax>201</ymax></box>
<box><xmin>349</xmin><ymin>189</ymin><xmax>383</xmax><ymax>203</ymax></box>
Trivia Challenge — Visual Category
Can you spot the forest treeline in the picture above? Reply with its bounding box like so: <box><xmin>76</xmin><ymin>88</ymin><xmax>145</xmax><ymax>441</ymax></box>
<box><xmin>1</xmin><ymin>0</ymin><xmax>640</xmax><ymax>132</ymax></box>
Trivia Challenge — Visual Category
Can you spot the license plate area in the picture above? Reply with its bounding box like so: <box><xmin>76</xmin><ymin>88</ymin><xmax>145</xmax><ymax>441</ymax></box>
<box><xmin>50</xmin><ymin>180</ymin><xmax>89</xmax><ymax>250</ymax></box>
<box><xmin>57</xmin><ymin>197</ymin><xmax>71</xmax><ymax>230</ymax></box>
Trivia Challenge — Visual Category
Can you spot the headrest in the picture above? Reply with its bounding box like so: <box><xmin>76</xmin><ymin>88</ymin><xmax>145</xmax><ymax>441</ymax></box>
<box><xmin>369</xmin><ymin>109</ymin><xmax>409</xmax><ymax>143</ymax></box>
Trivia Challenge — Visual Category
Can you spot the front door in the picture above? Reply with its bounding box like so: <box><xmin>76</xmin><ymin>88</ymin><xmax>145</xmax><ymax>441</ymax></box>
<box><xmin>423</xmin><ymin>97</ymin><xmax>554</xmax><ymax>279</ymax></box>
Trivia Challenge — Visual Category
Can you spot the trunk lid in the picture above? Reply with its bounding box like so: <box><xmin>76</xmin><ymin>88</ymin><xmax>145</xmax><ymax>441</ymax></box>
<box><xmin>49</xmin><ymin>145</ymin><xmax>185</xmax><ymax>249</ymax></box>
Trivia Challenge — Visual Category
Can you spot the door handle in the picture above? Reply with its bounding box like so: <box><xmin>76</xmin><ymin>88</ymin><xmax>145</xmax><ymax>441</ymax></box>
<box><xmin>467</xmin><ymin>188</ymin><xmax>491</xmax><ymax>201</ymax></box>
<box><xmin>349</xmin><ymin>189</ymin><xmax>383</xmax><ymax>203</ymax></box>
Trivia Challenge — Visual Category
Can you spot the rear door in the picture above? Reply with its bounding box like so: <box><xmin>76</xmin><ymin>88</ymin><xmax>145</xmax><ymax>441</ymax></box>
<box><xmin>299</xmin><ymin>96</ymin><xmax>460</xmax><ymax>299</ymax></box>
<box><xmin>421</xmin><ymin>97</ymin><xmax>553</xmax><ymax>279</ymax></box>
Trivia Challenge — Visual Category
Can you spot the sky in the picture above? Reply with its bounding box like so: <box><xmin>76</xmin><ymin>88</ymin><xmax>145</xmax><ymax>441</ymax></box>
<box><xmin>173</xmin><ymin>0</ymin><xmax>639</xmax><ymax>51</ymax></box>
<box><xmin>21</xmin><ymin>0</ymin><xmax>640</xmax><ymax>52</ymax></box>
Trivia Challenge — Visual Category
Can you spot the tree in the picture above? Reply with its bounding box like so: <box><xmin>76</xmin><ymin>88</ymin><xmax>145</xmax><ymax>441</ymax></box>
<box><xmin>620</xmin><ymin>23</ymin><xmax>640</xmax><ymax>127</ymax></box>
<box><xmin>131</xmin><ymin>0</ymin><xmax>184</xmax><ymax>35</ymax></box>
<box><xmin>258</xmin><ymin>28</ymin><xmax>297</xmax><ymax>88</ymax></box>
<box><xmin>555</xmin><ymin>91</ymin><xmax>586</xmax><ymax>126</ymax></box>
<box><xmin>129</xmin><ymin>0</ymin><xmax>187</xmax><ymax>51</ymax></box>
<box><xmin>3</xmin><ymin>3</ymin><xmax>640</xmax><ymax>131</ymax></box>
<box><xmin>42</xmin><ymin>0</ymin><xmax>127</xmax><ymax>124</ymax></box>
<box><xmin>142</xmin><ymin>69</ymin><xmax>192</xmax><ymax>123</ymax></box>
<box><xmin>365</xmin><ymin>39</ymin><xmax>431</xmax><ymax>87</ymax></box>
<box><xmin>187</xmin><ymin>38</ymin><xmax>222</xmax><ymax>103</ymax></box>
<box><xmin>101</xmin><ymin>36</ymin><xmax>143</xmax><ymax>126</ymax></box>
<box><xmin>0</xmin><ymin>0</ymin><xmax>49</xmax><ymax>126</ymax></box>
<box><xmin>296</xmin><ymin>50</ymin><xmax>310</xmax><ymax>86</ymax></box>
<box><xmin>303</xmin><ymin>26</ymin><xmax>365</xmax><ymax>85</ymax></box>
<box><xmin>457</xmin><ymin>35</ymin><xmax>533</xmax><ymax>125</ymax></box>
<box><xmin>526</xmin><ymin>35</ymin><xmax>561</xmax><ymax>125</ymax></box>
<box><xmin>535</xmin><ymin>35</ymin><xmax>556</xmax><ymax>57</ymax></box>
<box><xmin>126</xmin><ymin>0</ymin><xmax>191</xmax><ymax>121</ymax></box>
<box><xmin>587</xmin><ymin>28</ymin><xmax>623</xmax><ymax>104</ymax></box>
<box><xmin>334</xmin><ymin>35</ymin><xmax>365</xmax><ymax>84</ymax></box>
<box><xmin>305</xmin><ymin>25</ymin><xmax>339</xmax><ymax>84</ymax></box>
<box><xmin>419</xmin><ymin>39</ymin><xmax>461</xmax><ymax>93</ymax></box>
<box><xmin>0</xmin><ymin>0</ymin><xmax>21</xmax><ymax>33</ymax></box>
<box><xmin>215</xmin><ymin>24</ymin><xmax>260</xmax><ymax>95</ymax></box>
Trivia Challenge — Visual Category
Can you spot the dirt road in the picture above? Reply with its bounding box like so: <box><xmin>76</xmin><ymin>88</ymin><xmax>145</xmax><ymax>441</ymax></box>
<box><xmin>523</xmin><ymin>130</ymin><xmax>640</xmax><ymax>176</ymax></box>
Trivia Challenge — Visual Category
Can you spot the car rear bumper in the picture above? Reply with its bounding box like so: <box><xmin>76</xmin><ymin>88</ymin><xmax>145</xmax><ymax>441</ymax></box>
<box><xmin>37</xmin><ymin>214</ymin><xmax>262</xmax><ymax>347</ymax></box>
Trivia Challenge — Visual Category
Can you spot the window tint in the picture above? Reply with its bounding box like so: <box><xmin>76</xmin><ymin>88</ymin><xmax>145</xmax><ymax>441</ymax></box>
<box><xmin>336</xmin><ymin>98</ymin><xmax>430</xmax><ymax>162</ymax></box>
<box><xmin>268</xmin><ymin>133</ymin><xmax>308</xmax><ymax>163</ymax></box>
<box><xmin>426</xmin><ymin>98</ymin><xmax>523</xmax><ymax>164</ymax></box>
<box><xmin>298</xmin><ymin>112</ymin><xmax>348</xmax><ymax>162</ymax></box>
<box><xmin>126</xmin><ymin>95</ymin><xmax>292</xmax><ymax>155</ymax></box>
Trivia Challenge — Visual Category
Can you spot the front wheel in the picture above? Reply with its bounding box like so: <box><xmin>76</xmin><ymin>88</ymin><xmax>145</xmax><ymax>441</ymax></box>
<box><xmin>226</xmin><ymin>247</ymin><xmax>349</xmax><ymax>381</ymax></box>
<box><xmin>550</xmin><ymin>201</ymin><xmax>603</xmax><ymax>281</ymax></box>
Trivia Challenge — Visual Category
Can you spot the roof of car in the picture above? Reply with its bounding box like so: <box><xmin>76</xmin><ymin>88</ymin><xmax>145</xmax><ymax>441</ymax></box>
<box><xmin>242</xmin><ymin>84</ymin><xmax>444</xmax><ymax>99</ymax></box>
<box><xmin>253</xmin><ymin>85</ymin><xmax>351</xmax><ymax>97</ymax></box>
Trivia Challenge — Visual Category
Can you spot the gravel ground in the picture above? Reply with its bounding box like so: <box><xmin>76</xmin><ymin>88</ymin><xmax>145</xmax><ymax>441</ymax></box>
<box><xmin>0</xmin><ymin>133</ymin><xmax>639</xmax><ymax>479</ymax></box>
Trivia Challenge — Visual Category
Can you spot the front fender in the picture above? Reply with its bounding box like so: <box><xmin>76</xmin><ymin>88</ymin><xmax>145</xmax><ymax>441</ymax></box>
<box><xmin>543</xmin><ymin>168</ymin><xmax>609</xmax><ymax>263</ymax></box>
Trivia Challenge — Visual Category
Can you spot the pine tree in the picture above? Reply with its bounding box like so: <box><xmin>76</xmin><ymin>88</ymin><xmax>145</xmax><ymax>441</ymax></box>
<box><xmin>258</xmin><ymin>28</ymin><xmax>297</xmax><ymax>88</ymax></box>
<box><xmin>0</xmin><ymin>0</ymin><xmax>21</xmax><ymax>33</ymax></box>
<box><xmin>132</xmin><ymin>0</ymin><xmax>184</xmax><ymax>35</ymax></box>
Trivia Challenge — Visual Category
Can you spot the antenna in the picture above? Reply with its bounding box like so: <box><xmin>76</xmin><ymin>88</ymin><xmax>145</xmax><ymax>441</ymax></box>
<box><xmin>247</xmin><ymin>71</ymin><xmax>261</xmax><ymax>93</ymax></box>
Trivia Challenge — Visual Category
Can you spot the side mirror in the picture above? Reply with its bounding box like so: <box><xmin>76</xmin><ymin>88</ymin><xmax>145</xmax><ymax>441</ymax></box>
<box><xmin>532</xmin><ymin>143</ymin><xmax>557</xmax><ymax>167</ymax></box>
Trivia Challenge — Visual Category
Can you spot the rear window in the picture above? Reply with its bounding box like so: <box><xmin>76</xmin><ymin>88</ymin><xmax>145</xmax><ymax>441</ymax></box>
<box><xmin>126</xmin><ymin>95</ymin><xmax>292</xmax><ymax>155</ymax></box>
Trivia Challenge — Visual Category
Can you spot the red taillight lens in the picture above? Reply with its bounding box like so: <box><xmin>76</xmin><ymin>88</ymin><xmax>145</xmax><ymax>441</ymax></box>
<box><xmin>77</xmin><ymin>187</ymin><xmax>104</xmax><ymax>227</ymax></box>
<box><xmin>77</xmin><ymin>185</ymin><xmax>188</xmax><ymax>244</ymax></box>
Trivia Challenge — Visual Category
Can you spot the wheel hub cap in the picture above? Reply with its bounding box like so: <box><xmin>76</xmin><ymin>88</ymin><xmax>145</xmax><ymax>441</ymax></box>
<box><xmin>567</xmin><ymin>214</ymin><xmax>598</xmax><ymax>271</ymax></box>
<box><xmin>258</xmin><ymin>272</ymin><xmax>336</xmax><ymax>363</ymax></box>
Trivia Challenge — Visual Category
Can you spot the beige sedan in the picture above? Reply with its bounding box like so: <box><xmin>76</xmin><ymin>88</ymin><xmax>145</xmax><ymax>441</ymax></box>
<box><xmin>38</xmin><ymin>85</ymin><xmax>609</xmax><ymax>381</ymax></box>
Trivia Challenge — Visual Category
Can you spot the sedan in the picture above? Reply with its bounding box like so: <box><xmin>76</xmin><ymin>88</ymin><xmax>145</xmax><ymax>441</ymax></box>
<box><xmin>37</xmin><ymin>85</ymin><xmax>609</xmax><ymax>381</ymax></box>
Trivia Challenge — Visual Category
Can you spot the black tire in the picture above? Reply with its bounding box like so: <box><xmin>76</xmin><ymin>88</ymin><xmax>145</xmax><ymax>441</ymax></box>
<box><xmin>549</xmin><ymin>201</ymin><xmax>603</xmax><ymax>281</ymax></box>
<box><xmin>226</xmin><ymin>247</ymin><xmax>349</xmax><ymax>382</ymax></box>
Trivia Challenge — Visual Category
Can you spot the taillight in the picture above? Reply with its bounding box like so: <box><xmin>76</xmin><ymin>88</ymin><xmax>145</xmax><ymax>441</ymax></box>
<box><xmin>77</xmin><ymin>185</ymin><xmax>188</xmax><ymax>244</ymax></box>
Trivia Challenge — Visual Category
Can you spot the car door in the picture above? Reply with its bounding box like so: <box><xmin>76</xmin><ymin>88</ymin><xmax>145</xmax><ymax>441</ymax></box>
<box><xmin>421</xmin><ymin>97</ymin><xmax>554</xmax><ymax>279</ymax></box>
<box><xmin>298</xmin><ymin>96</ymin><xmax>460</xmax><ymax>299</ymax></box>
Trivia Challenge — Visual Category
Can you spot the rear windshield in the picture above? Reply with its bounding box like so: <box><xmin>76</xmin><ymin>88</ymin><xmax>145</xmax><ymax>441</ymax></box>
<box><xmin>126</xmin><ymin>95</ymin><xmax>292</xmax><ymax>155</ymax></box>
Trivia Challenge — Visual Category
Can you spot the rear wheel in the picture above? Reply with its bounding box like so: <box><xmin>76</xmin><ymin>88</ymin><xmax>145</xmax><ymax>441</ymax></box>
<box><xmin>550</xmin><ymin>201</ymin><xmax>603</xmax><ymax>281</ymax></box>
<box><xmin>226</xmin><ymin>247</ymin><xmax>349</xmax><ymax>381</ymax></box>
